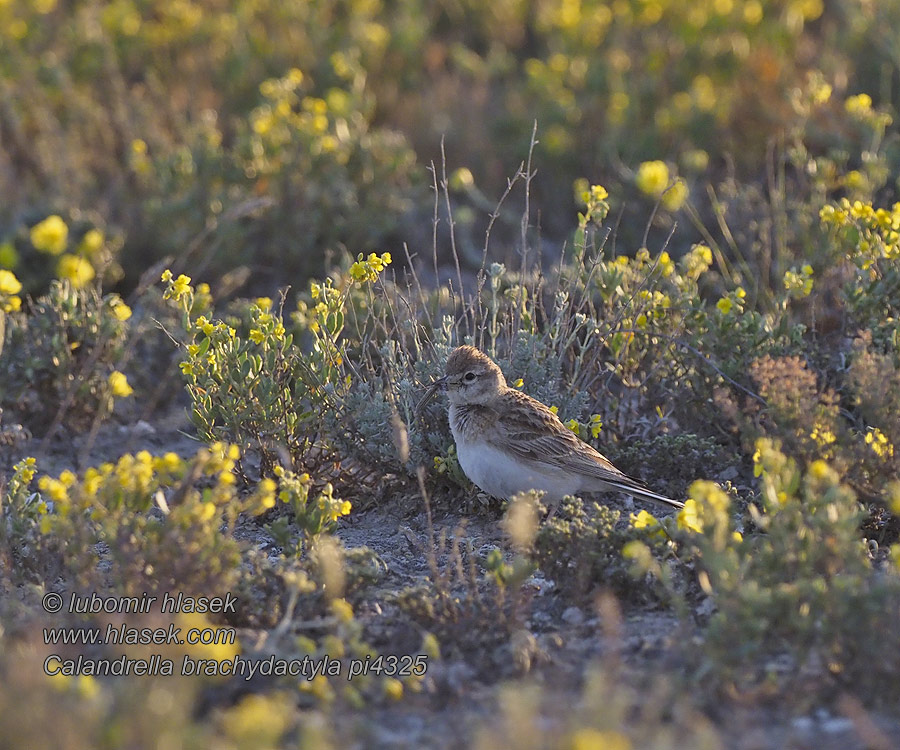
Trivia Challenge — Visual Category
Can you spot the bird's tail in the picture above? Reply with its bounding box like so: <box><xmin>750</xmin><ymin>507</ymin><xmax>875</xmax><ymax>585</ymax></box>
<box><xmin>616</xmin><ymin>480</ymin><xmax>684</xmax><ymax>510</ymax></box>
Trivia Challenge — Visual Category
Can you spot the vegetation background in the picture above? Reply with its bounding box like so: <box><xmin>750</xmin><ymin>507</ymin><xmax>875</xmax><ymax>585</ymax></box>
<box><xmin>2</xmin><ymin>0</ymin><xmax>900</xmax><ymax>747</ymax></box>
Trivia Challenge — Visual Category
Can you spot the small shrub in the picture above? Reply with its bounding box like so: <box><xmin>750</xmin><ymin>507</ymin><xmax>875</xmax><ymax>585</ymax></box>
<box><xmin>0</xmin><ymin>457</ymin><xmax>52</xmax><ymax>584</ymax></box>
<box><xmin>0</xmin><ymin>280</ymin><xmax>134</xmax><ymax>433</ymax></box>
<box><xmin>631</xmin><ymin>442</ymin><xmax>900</xmax><ymax>705</ymax></box>
<box><xmin>161</xmin><ymin>255</ymin><xmax>392</xmax><ymax>472</ymax></box>
<box><xmin>533</xmin><ymin>496</ymin><xmax>662</xmax><ymax>602</ymax></box>
<box><xmin>35</xmin><ymin>443</ymin><xmax>274</xmax><ymax>594</ymax></box>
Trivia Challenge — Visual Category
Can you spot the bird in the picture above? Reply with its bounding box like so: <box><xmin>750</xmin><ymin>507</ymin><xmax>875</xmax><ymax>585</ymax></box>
<box><xmin>418</xmin><ymin>345</ymin><xmax>684</xmax><ymax>510</ymax></box>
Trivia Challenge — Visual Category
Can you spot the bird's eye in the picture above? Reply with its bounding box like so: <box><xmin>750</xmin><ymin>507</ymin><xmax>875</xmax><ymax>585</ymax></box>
<box><xmin>464</xmin><ymin>372</ymin><xmax>476</xmax><ymax>382</ymax></box>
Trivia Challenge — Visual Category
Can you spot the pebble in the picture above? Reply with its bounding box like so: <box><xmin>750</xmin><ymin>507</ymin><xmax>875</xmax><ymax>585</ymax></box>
<box><xmin>561</xmin><ymin>606</ymin><xmax>585</xmax><ymax>626</ymax></box>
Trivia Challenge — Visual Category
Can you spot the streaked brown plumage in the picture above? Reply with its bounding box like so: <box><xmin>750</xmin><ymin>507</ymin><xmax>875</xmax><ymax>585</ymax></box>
<box><xmin>426</xmin><ymin>345</ymin><xmax>683</xmax><ymax>509</ymax></box>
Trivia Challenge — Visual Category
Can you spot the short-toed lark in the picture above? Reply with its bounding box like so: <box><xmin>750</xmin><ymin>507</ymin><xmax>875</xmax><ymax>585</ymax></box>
<box><xmin>421</xmin><ymin>345</ymin><xmax>684</xmax><ymax>510</ymax></box>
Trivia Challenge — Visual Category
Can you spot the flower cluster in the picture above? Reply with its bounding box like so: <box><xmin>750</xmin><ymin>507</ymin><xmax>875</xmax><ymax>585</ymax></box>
<box><xmin>161</xmin><ymin>269</ymin><xmax>193</xmax><ymax>300</ymax></box>
<box><xmin>29</xmin><ymin>445</ymin><xmax>282</xmax><ymax>594</ymax></box>
<box><xmin>29</xmin><ymin>215</ymin><xmax>101</xmax><ymax>289</ymax></box>
<box><xmin>575</xmin><ymin>181</ymin><xmax>610</xmax><ymax>225</ymax></box>
<box><xmin>564</xmin><ymin>413</ymin><xmax>604</xmax><ymax>440</ymax></box>
<box><xmin>349</xmin><ymin>252</ymin><xmax>393</xmax><ymax>283</ymax></box>
<box><xmin>783</xmin><ymin>264</ymin><xmax>814</xmax><ymax>299</ymax></box>
<box><xmin>679</xmin><ymin>243</ymin><xmax>713</xmax><ymax>280</ymax></box>
<box><xmin>2</xmin><ymin>457</ymin><xmax>45</xmax><ymax>523</ymax></box>
<box><xmin>634</xmin><ymin>289</ymin><xmax>671</xmax><ymax>328</ymax></box>
<box><xmin>629</xmin><ymin>508</ymin><xmax>666</xmax><ymax>541</ymax></box>
<box><xmin>865</xmin><ymin>427</ymin><xmax>894</xmax><ymax>460</ymax></box>
<box><xmin>0</xmin><ymin>269</ymin><xmax>22</xmax><ymax>312</ymax></box>
<box><xmin>248</xmin><ymin>303</ymin><xmax>286</xmax><ymax>347</ymax></box>
<box><xmin>0</xmin><ymin>280</ymin><xmax>134</xmax><ymax>430</ymax></box>
<box><xmin>820</xmin><ymin>198</ymin><xmax>900</xmax><ymax>265</ymax></box>
<box><xmin>715</xmin><ymin>286</ymin><xmax>746</xmax><ymax>315</ymax></box>
<box><xmin>675</xmin><ymin>481</ymin><xmax>739</xmax><ymax>543</ymax></box>
<box><xmin>264</xmin><ymin>467</ymin><xmax>352</xmax><ymax>555</ymax></box>
<box><xmin>635</xmin><ymin>161</ymin><xmax>687</xmax><ymax>211</ymax></box>
<box><xmin>843</xmin><ymin>92</ymin><xmax>893</xmax><ymax>130</ymax></box>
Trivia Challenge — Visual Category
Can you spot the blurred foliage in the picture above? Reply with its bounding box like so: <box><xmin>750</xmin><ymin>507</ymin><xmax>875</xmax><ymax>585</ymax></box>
<box><xmin>3</xmin><ymin>0</ymin><xmax>900</xmax><ymax>744</ymax></box>
<box><xmin>0</xmin><ymin>280</ymin><xmax>134</xmax><ymax>433</ymax></box>
<box><xmin>2</xmin><ymin>0</ymin><xmax>900</xmax><ymax>289</ymax></box>
<box><xmin>629</xmin><ymin>445</ymin><xmax>900</xmax><ymax>705</ymax></box>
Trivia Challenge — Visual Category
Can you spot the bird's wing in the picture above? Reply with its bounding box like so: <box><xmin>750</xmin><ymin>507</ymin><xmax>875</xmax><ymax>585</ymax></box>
<box><xmin>495</xmin><ymin>391</ymin><xmax>684</xmax><ymax>509</ymax></box>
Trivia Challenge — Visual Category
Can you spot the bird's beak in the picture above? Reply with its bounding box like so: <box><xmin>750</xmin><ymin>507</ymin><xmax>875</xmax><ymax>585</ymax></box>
<box><xmin>415</xmin><ymin>375</ymin><xmax>448</xmax><ymax>414</ymax></box>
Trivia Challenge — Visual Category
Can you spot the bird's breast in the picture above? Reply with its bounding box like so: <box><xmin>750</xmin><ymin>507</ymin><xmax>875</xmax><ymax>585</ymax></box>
<box><xmin>448</xmin><ymin>404</ymin><xmax>581</xmax><ymax>501</ymax></box>
<box><xmin>448</xmin><ymin>403</ymin><xmax>493</xmax><ymax>442</ymax></box>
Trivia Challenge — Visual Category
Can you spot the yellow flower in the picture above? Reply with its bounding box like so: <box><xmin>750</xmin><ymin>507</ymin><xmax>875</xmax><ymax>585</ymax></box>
<box><xmin>590</xmin><ymin>414</ymin><xmax>603</xmax><ymax>439</ymax></box>
<box><xmin>349</xmin><ymin>260</ymin><xmax>369</xmax><ymax>282</ymax></box>
<box><xmin>635</xmin><ymin>160</ymin><xmax>670</xmax><ymax>197</ymax></box>
<box><xmin>716</xmin><ymin>297</ymin><xmax>733</xmax><ymax>315</ymax></box>
<box><xmin>38</xmin><ymin>476</ymin><xmax>68</xmax><ymax>503</ymax></box>
<box><xmin>807</xmin><ymin>459</ymin><xmax>835</xmax><ymax>482</ymax></box>
<box><xmin>449</xmin><ymin>167</ymin><xmax>475</xmax><ymax>191</ymax></box>
<box><xmin>57</xmin><ymin>254</ymin><xmax>96</xmax><ymax>288</ymax></box>
<box><xmin>656</xmin><ymin>251</ymin><xmax>675</xmax><ymax>277</ymax></box>
<box><xmin>108</xmin><ymin>370</ymin><xmax>134</xmax><ymax>398</ymax></box>
<box><xmin>676</xmin><ymin>498</ymin><xmax>703</xmax><ymax>533</ymax></box>
<box><xmin>590</xmin><ymin>184</ymin><xmax>608</xmax><ymax>202</ymax></box>
<box><xmin>383</xmin><ymin>678</ymin><xmax>404</xmax><ymax>702</ymax></box>
<box><xmin>630</xmin><ymin>509</ymin><xmax>658</xmax><ymax>530</ymax></box>
<box><xmin>109</xmin><ymin>298</ymin><xmax>132</xmax><ymax>321</ymax></box>
<box><xmin>255</xmin><ymin>297</ymin><xmax>272</xmax><ymax>311</ymax></box>
<box><xmin>566</xmin><ymin>419</ymin><xmax>580</xmax><ymax>436</ymax></box>
<box><xmin>513</xmin><ymin>378</ymin><xmax>524</xmax><ymax>388</ymax></box>
<box><xmin>161</xmin><ymin>269</ymin><xmax>173</xmax><ymax>283</ymax></box>
<box><xmin>0</xmin><ymin>269</ymin><xmax>22</xmax><ymax>296</ymax></box>
<box><xmin>220</xmin><ymin>693</ymin><xmax>291</xmax><ymax>746</ymax></box>
<box><xmin>17</xmin><ymin>457</ymin><xmax>37</xmax><ymax>484</ymax></box>
<box><xmin>30</xmin><ymin>215</ymin><xmax>68</xmax><ymax>255</ymax></box>
<box><xmin>195</xmin><ymin>316</ymin><xmax>214</xmax><ymax>336</ymax></box>
<box><xmin>661</xmin><ymin>179</ymin><xmax>688</xmax><ymax>211</ymax></box>
<box><xmin>172</xmin><ymin>274</ymin><xmax>192</xmax><ymax>298</ymax></box>
<box><xmin>78</xmin><ymin>229</ymin><xmax>104</xmax><ymax>255</ymax></box>
<box><xmin>249</xmin><ymin>328</ymin><xmax>265</xmax><ymax>345</ymax></box>
<box><xmin>198</xmin><ymin>501</ymin><xmax>217</xmax><ymax>522</ymax></box>
<box><xmin>330</xmin><ymin>598</ymin><xmax>354</xmax><ymax>623</ymax></box>
<box><xmin>255</xmin><ymin>478</ymin><xmax>277</xmax><ymax>510</ymax></box>
<box><xmin>0</xmin><ymin>255</ymin><xmax>22</xmax><ymax>310</ymax></box>
<box><xmin>844</xmin><ymin>93</ymin><xmax>872</xmax><ymax>116</ymax></box>
<box><xmin>571</xmin><ymin>728</ymin><xmax>632</xmax><ymax>750</ymax></box>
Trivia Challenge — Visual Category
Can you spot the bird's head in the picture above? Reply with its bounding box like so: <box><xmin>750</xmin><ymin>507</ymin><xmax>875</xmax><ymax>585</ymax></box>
<box><xmin>441</xmin><ymin>345</ymin><xmax>507</xmax><ymax>405</ymax></box>
<box><xmin>415</xmin><ymin>346</ymin><xmax>508</xmax><ymax>413</ymax></box>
